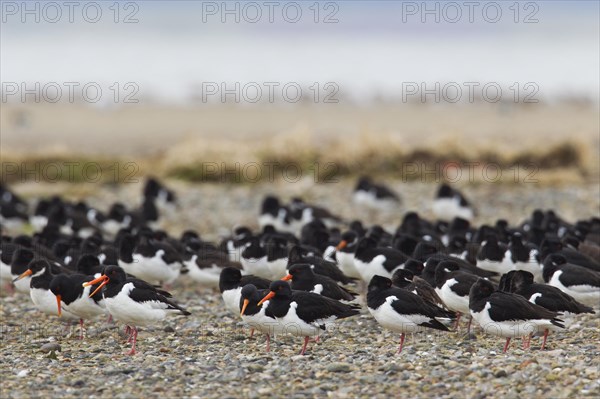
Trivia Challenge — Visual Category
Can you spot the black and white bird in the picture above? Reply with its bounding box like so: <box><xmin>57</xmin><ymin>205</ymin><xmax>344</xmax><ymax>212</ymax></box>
<box><xmin>239</xmin><ymin>284</ymin><xmax>281</xmax><ymax>352</ymax></box>
<box><xmin>14</xmin><ymin>259</ymin><xmax>78</xmax><ymax>319</ymax></box>
<box><xmin>367</xmin><ymin>275</ymin><xmax>453</xmax><ymax>353</ymax></box>
<box><xmin>476</xmin><ymin>235</ymin><xmax>512</xmax><ymax>274</ymax></box>
<box><xmin>335</xmin><ymin>231</ymin><xmax>362</xmax><ymax>280</ymax></box>
<box><xmin>240</xmin><ymin>237</ymin><xmax>271</xmax><ymax>279</ymax></box>
<box><xmin>118</xmin><ymin>234</ymin><xmax>184</xmax><ymax>285</ymax></box>
<box><xmin>392</xmin><ymin>269</ymin><xmax>446</xmax><ymax>310</ymax></box>
<box><xmin>288</xmin><ymin>245</ymin><xmax>355</xmax><ymax>284</ymax></box>
<box><xmin>9</xmin><ymin>248</ymin><xmax>36</xmax><ymax>293</ymax></box>
<box><xmin>83</xmin><ymin>265</ymin><xmax>190</xmax><ymax>355</ymax></box>
<box><xmin>542</xmin><ymin>254</ymin><xmax>600</xmax><ymax>308</ymax></box>
<box><xmin>219</xmin><ymin>267</ymin><xmax>271</xmax><ymax>316</ymax></box>
<box><xmin>469</xmin><ymin>278</ymin><xmax>564</xmax><ymax>352</ymax></box>
<box><xmin>502</xmin><ymin>270</ymin><xmax>594</xmax><ymax>334</ymax></box>
<box><xmin>354</xmin><ymin>237</ymin><xmax>412</xmax><ymax>283</ymax></box>
<box><xmin>220</xmin><ymin>226</ymin><xmax>253</xmax><ymax>263</ymax></box>
<box><xmin>183</xmin><ymin>244</ymin><xmax>241</xmax><ymax>288</ymax></box>
<box><xmin>283</xmin><ymin>264</ymin><xmax>358</xmax><ymax>302</ymax></box>
<box><xmin>257</xmin><ymin>280</ymin><xmax>360</xmax><ymax>355</ymax></box>
<box><xmin>432</xmin><ymin>183</ymin><xmax>475</xmax><ymax>221</ymax></box>
<box><xmin>434</xmin><ymin>260</ymin><xmax>480</xmax><ymax>332</ymax></box>
<box><xmin>50</xmin><ymin>273</ymin><xmax>107</xmax><ymax>339</ymax></box>
<box><xmin>353</xmin><ymin>176</ymin><xmax>401</xmax><ymax>210</ymax></box>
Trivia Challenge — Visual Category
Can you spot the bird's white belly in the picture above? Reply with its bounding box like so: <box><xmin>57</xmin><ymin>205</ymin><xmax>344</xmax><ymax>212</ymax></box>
<box><xmin>241</xmin><ymin>256</ymin><xmax>270</xmax><ymax>279</ymax></box>
<box><xmin>470</xmin><ymin>302</ymin><xmax>554</xmax><ymax>338</ymax></box>
<box><xmin>368</xmin><ymin>297</ymin><xmax>430</xmax><ymax>334</ymax></box>
<box><xmin>549</xmin><ymin>273</ymin><xmax>600</xmax><ymax>308</ymax></box>
<box><xmin>30</xmin><ymin>288</ymin><xmax>77</xmax><ymax>319</ymax></box>
<box><xmin>337</xmin><ymin>252</ymin><xmax>360</xmax><ymax>279</ymax></box>
<box><xmin>278</xmin><ymin>302</ymin><xmax>327</xmax><ymax>337</ymax></box>
<box><xmin>222</xmin><ymin>288</ymin><xmax>242</xmax><ymax>315</ymax></box>
<box><xmin>186</xmin><ymin>257</ymin><xmax>221</xmax><ymax>287</ymax></box>
<box><xmin>437</xmin><ymin>279</ymin><xmax>470</xmax><ymax>314</ymax></box>
<box><xmin>267</xmin><ymin>258</ymin><xmax>288</xmax><ymax>280</ymax></box>
<box><xmin>104</xmin><ymin>288</ymin><xmax>168</xmax><ymax>327</ymax></box>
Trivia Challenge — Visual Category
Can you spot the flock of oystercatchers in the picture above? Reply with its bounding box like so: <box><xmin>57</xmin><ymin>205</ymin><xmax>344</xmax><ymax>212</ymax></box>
<box><xmin>1</xmin><ymin>178</ymin><xmax>598</xmax><ymax>356</ymax></box>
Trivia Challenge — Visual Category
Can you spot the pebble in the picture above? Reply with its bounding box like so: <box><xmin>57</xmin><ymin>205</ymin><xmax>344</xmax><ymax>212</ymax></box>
<box><xmin>40</xmin><ymin>343</ymin><xmax>61</xmax><ymax>353</ymax></box>
<box><xmin>326</xmin><ymin>363</ymin><xmax>352</xmax><ymax>373</ymax></box>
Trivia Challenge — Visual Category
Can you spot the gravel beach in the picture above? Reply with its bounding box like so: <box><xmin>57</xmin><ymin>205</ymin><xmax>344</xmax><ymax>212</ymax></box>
<box><xmin>1</xmin><ymin>179</ymin><xmax>599</xmax><ymax>399</ymax></box>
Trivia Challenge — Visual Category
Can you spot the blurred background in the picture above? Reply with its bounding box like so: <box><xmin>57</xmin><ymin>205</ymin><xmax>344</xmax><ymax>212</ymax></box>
<box><xmin>1</xmin><ymin>0</ymin><xmax>599</xmax><ymax>187</ymax></box>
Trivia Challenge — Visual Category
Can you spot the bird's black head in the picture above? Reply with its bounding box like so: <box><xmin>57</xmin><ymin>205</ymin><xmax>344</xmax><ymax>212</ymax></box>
<box><xmin>219</xmin><ymin>267</ymin><xmax>243</xmax><ymax>292</ymax></box>
<box><xmin>437</xmin><ymin>183</ymin><xmax>453</xmax><ymax>199</ymax></box>
<box><xmin>368</xmin><ymin>275</ymin><xmax>393</xmax><ymax>292</ymax></box>
<box><xmin>434</xmin><ymin>260</ymin><xmax>460</xmax><ymax>287</ymax></box>
<box><xmin>469</xmin><ymin>278</ymin><xmax>495</xmax><ymax>303</ymax></box>
<box><xmin>261</xmin><ymin>196</ymin><xmax>280</xmax><ymax>216</ymax></box>
<box><xmin>268</xmin><ymin>280</ymin><xmax>292</xmax><ymax>297</ymax></box>
<box><xmin>233</xmin><ymin>226</ymin><xmax>252</xmax><ymax>241</ymax></box>
<box><xmin>12</xmin><ymin>235</ymin><xmax>32</xmax><ymax>248</ymax></box>
<box><xmin>27</xmin><ymin>259</ymin><xmax>50</xmax><ymax>275</ymax></box>
<box><xmin>510</xmin><ymin>270</ymin><xmax>535</xmax><ymax>291</ymax></box>
<box><xmin>240</xmin><ymin>284</ymin><xmax>258</xmax><ymax>299</ymax></box>
<box><xmin>11</xmin><ymin>248</ymin><xmax>34</xmax><ymax>268</ymax></box>
<box><xmin>542</xmin><ymin>254</ymin><xmax>566</xmax><ymax>282</ymax></box>
<box><xmin>102</xmin><ymin>265</ymin><xmax>127</xmax><ymax>283</ymax></box>
<box><xmin>76</xmin><ymin>254</ymin><xmax>100</xmax><ymax>274</ymax></box>
<box><xmin>392</xmin><ymin>269</ymin><xmax>414</xmax><ymax>288</ymax></box>
<box><xmin>355</xmin><ymin>176</ymin><xmax>372</xmax><ymax>191</ymax></box>
<box><xmin>355</xmin><ymin>237</ymin><xmax>377</xmax><ymax>253</ymax></box>
<box><xmin>49</xmin><ymin>274</ymin><xmax>71</xmax><ymax>298</ymax></box>
<box><xmin>404</xmin><ymin>259</ymin><xmax>425</xmax><ymax>275</ymax></box>
<box><xmin>412</xmin><ymin>241</ymin><xmax>439</xmax><ymax>261</ymax></box>
<box><xmin>286</xmin><ymin>264</ymin><xmax>313</xmax><ymax>280</ymax></box>
<box><xmin>498</xmin><ymin>271</ymin><xmax>515</xmax><ymax>292</ymax></box>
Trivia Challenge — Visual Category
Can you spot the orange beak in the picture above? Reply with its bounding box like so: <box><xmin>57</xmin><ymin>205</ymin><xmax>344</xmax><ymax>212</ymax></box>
<box><xmin>83</xmin><ymin>275</ymin><xmax>109</xmax><ymax>298</ymax></box>
<box><xmin>240</xmin><ymin>299</ymin><xmax>249</xmax><ymax>316</ymax></box>
<box><xmin>56</xmin><ymin>294</ymin><xmax>62</xmax><ymax>317</ymax></box>
<box><xmin>336</xmin><ymin>240</ymin><xmax>347</xmax><ymax>251</ymax></box>
<box><xmin>281</xmin><ymin>274</ymin><xmax>292</xmax><ymax>281</ymax></box>
<box><xmin>13</xmin><ymin>269</ymin><xmax>32</xmax><ymax>282</ymax></box>
<box><xmin>257</xmin><ymin>291</ymin><xmax>275</xmax><ymax>306</ymax></box>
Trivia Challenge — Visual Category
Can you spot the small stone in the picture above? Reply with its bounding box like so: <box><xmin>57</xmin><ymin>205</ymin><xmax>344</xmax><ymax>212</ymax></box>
<box><xmin>164</xmin><ymin>326</ymin><xmax>175</xmax><ymax>333</ymax></box>
<box><xmin>546</xmin><ymin>373</ymin><xmax>559</xmax><ymax>382</ymax></box>
<box><xmin>326</xmin><ymin>363</ymin><xmax>352</xmax><ymax>373</ymax></box>
<box><xmin>40</xmin><ymin>343</ymin><xmax>61</xmax><ymax>353</ymax></box>
<box><xmin>494</xmin><ymin>369</ymin><xmax>508</xmax><ymax>378</ymax></box>
<box><xmin>17</xmin><ymin>370</ymin><xmax>29</xmax><ymax>378</ymax></box>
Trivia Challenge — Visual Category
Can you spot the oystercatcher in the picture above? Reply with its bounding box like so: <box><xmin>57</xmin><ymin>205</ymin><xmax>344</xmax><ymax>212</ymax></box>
<box><xmin>283</xmin><ymin>264</ymin><xmax>358</xmax><ymax>302</ymax></box>
<box><xmin>219</xmin><ymin>267</ymin><xmax>271</xmax><ymax>315</ymax></box>
<box><xmin>220</xmin><ymin>226</ymin><xmax>253</xmax><ymax>262</ymax></box>
<box><xmin>240</xmin><ymin>237</ymin><xmax>271</xmax><ymax>279</ymax></box>
<box><xmin>10</xmin><ymin>248</ymin><xmax>36</xmax><ymax>293</ymax></box>
<box><xmin>288</xmin><ymin>245</ymin><xmax>354</xmax><ymax>284</ymax></box>
<box><xmin>335</xmin><ymin>231</ymin><xmax>361</xmax><ymax>280</ymax></box>
<box><xmin>392</xmin><ymin>269</ymin><xmax>446</xmax><ymax>309</ymax></box>
<box><xmin>469</xmin><ymin>278</ymin><xmax>564</xmax><ymax>352</ymax></box>
<box><xmin>367</xmin><ymin>275</ymin><xmax>453</xmax><ymax>353</ymax></box>
<box><xmin>118</xmin><ymin>233</ymin><xmax>183</xmax><ymax>285</ymax></box>
<box><xmin>257</xmin><ymin>280</ymin><xmax>360</xmax><ymax>355</ymax></box>
<box><xmin>184</xmin><ymin>246</ymin><xmax>241</xmax><ymax>288</ymax></box>
<box><xmin>542</xmin><ymin>254</ymin><xmax>600</xmax><ymax>308</ymax></box>
<box><xmin>353</xmin><ymin>176</ymin><xmax>401</xmax><ymax>210</ymax></box>
<box><xmin>432</xmin><ymin>183</ymin><xmax>474</xmax><ymax>221</ymax></box>
<box><xmin>476</xmin><ymin>235</ymin><xmax>512</xmax><ymax>274</ymax></box>
<box><xmin>434</xmin><ymin>260</ymin><xmax>480</xmax><ymax>332</ymax></box>
<box><xmin>50</xmin><ymin>273</ymin><xmax>107</xmax><ymax>339</ymax></box>
<box><xmin>354</xmin><ymin>237</ymin><xmax>411</xmax><ymax>283</ymax></box>
<box><xmin>14</xmin><ymin>259</ymin><xmax>78</xmax><ymax>319</ymax></box>
<box><xmin>83</xmin><ymin>265</ymin><xmax>190</xmax><ymax>355</ymax></box>
<box><xmin>239</xmin><ymin>284</ymin><xmax>281</xmax><ymax>351</ymax></box>
<box><xmin>509</xmin><ymin>234</ymin><xmax>542</xmax><ymax>282</ymax></box>
<box><xmin>504</xmin><ymin>270</ymin><xmax>594</xmax><ymax>331</ymax></box>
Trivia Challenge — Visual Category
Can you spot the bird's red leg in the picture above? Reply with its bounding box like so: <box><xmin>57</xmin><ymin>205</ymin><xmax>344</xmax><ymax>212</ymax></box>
<box><xmin>466</xmin><ymin>316</ymin><xmax>472</xmax><ymax>334</ymax></box>
<box><xmin>249</xmin><ymin>328</ymin><xmax>255</xmax><ymax>338</ymax></box>
<box><xmin>79</xmin><ymin>319</ymin><xmax>84</xmax><ymax>340</ymax></box>
<box><xmin>314</xmin><ymin>335</ymin><xmax>320</xmax><ymax>343</ymax></box>
<box><xmin>265</xmin><ymin>334</ymin><xmax>270</xmax><ymax>352</ymax></box>
<box><xmin>454</xmin><ymin>313</ymin><xmax>462</xmax><ymax>331</ymax></box>
<box><xmin>107</xmin><ymin>314</ymin><xmax>113</xmax><ymax>324</ymax></box>
<box><xmin>398</xmin><ymin>333</ymin><xmax>406</xmax><ymax>354</ymax></box>
<box><xmin>503</xmin><ymin>338</ymin><xmax>511</xmax><ymax>353</ymax></box>
<box><xmin>300</xmin><ymin>336</ymin><xmax>310</xmax><ymax>355</ymax></box>
<box><xmin>127</xmin><ymin>327</ymin><xmax>137</xmax><ymax>355</ymax></box>
<box><xmin>541</xmin><ymin>329</ymin><xmax>549</xmax><ymax>350</ymax></box>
